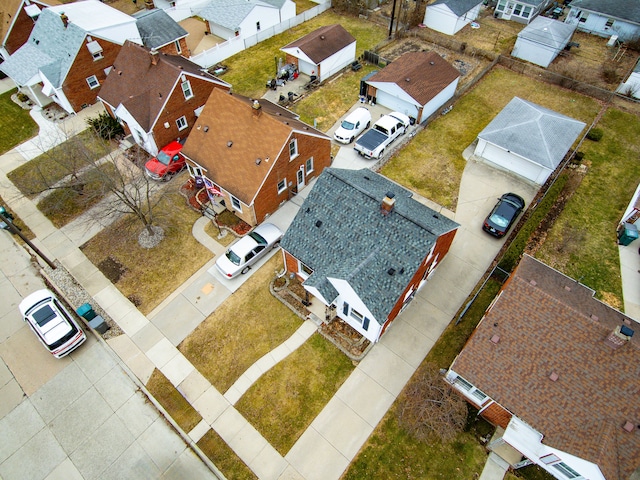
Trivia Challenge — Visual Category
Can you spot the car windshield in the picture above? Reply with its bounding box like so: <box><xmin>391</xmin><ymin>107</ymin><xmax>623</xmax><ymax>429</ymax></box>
<box><xmin>156</xmin><ymin>150</ymin><xmax>172</xmax><ymax>166</ymax></box>
<box><xmin>340</xmin><ymin>120</ymin><xmax>355</xmax><ymax>131</ymax></box>
<box><xmin>226</xmin><ymin>249</ymin><xmax>241</xmax><ymax>265</ymax></box>
<box><xmin>33</xmin><ymin>305</ymin><xmax>57</xmax><ymax>326</ymax></box>
<box><xmin>489</xmin><ymin>213</ymin><xmax>509</xmax><ymax>228</ymax></box>
<box><xmin>249</xmin><ymin>231</ymin><xmax>267</xmax><ymax>245</ymax></box>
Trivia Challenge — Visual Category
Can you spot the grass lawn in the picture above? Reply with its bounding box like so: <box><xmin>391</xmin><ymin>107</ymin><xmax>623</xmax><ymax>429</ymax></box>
<box><xmin>179</xmin><ymin>254</ymin><xmax>303</xmax><ymax>393</ymax></box>
<box><xmin>221</xmin><ymin>11</ymin><xmax>387</xmax><ymax>98</ymax></box>
<box><xmin>536</xmin><ymin>108</ymin><xmax>640</xmax><ymax>309</ymax></box>
<box><xmin>197</xmin><ymin>430</ymin><xmax>257</xmax><ymax>479</ymax></box>
<box><xmin>235</xmin><ymin>333</ymin><xmax>354</xmax><ymax>454</ymax></box>
<box><xmin>0</xmin><ymin>89</ymin><xmax>39</xmax><ymax>155</ymax></box>
<box><xmin>381</xmin><ymin>66</ymin><xmax>601</xmax><ymax>210</ymax></box>
<box><xmin>295</xmin><ymin>0</ymin><xmax>318</xmax><ymax>14</ymax></box>
<box><xmin>7</xmin><ymin>129</ymin><xmax>113</xmax><ymax>198</ymax></box>
<box><xmin>81</xmin><ymin>192</ymin><xmax>212</xmax><ymax>314</ymax></box>
<box><xmin>145</xmin><ymin>369</ymin><xmax>202</xmax><ymax>433</ymax></box>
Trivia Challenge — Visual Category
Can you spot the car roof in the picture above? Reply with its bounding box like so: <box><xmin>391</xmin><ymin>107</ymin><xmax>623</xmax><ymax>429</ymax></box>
<box><xmin>19</xmin><ymin>289</ymin><xmax>54</xmax><ymax>315</ymax></box>
<box><xmin>228</xmin><ymin>235</ymin><xmax>259</xmax><ymax>257</ymax></box>
<box><xmin>346</xmin><ymin>107</ymin><xmax>371</xmax><ymax>120</ymax></box>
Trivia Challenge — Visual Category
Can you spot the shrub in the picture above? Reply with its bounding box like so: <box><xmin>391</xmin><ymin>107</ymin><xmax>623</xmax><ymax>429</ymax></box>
<box><xmin>87</xmin><ymin>112</ymin><xmax>124</xmax><ymax>140</ymax></box>
<box><xmin>17</xmin><ymin>92</ymin><xmax>30</xmax><ymax>103</ymax></box>
<box><xmin>586</xmin><ymin>128</ymin><xmax>603</xmax><ymax>142</ymax></box>
<box><xmin>574</xmin><ymin>151</ymin><xmax>585</xmax><ymax>162</ymax></box>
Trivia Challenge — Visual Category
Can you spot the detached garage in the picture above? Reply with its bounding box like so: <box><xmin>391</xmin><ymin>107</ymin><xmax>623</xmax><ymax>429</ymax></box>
<box><xmin>512</xmin><ymin>17</ymin><xmax>576</xmax><ymax>68</ymax></box>
<box><xmin>474</xmin><ymin>97</ymin><xmax>585</xmax><ymax>185</ymax></box>
<box><xmin>423</xmin><ymin>0</ymin><xmax>483</xmax><ymax>36</ymax></box>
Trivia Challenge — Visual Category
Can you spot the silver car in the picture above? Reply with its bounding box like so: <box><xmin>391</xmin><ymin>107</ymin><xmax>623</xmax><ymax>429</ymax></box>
<box><xmin>215</xmin><ymin>223</ymin><xmax>284</xmax><ymax>278</ymax></box>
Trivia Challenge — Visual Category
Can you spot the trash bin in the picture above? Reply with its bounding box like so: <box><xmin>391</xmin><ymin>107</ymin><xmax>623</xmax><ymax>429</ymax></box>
<box><xmin>76</xmin><ymin>303</ymin><xmax>97</xmax><ymax>321</ymax></box>
<box><xmin>618</xmin><ymin>222</ymin><xmax>638</xmax><ymax>246</ymax></box>
<box><xmin>88</xmin><ymin>315</ymin><xmax>110</xmax><ymax>334</ymax></box>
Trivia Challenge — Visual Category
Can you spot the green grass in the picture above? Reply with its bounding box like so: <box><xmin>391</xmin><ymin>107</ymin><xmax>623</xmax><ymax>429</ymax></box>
<box><xmin>235</xmin><ymin>333</ymin><xmax>354</xmax><ymax>454</ymax></box>
<box><xmin>197</xmin><ymin>429</ymin><xmax>257</xmax><ymax>480</ymax></box>
<box><xmin>295</xmin><ymin>0</ymin><xmax>318</xmax><ymax>14</ymax></box>
<box><xmin>7</xmin><ymin>129</ymin><xmax>113</xmax><ymax>198</ymax></box>
<box><xmin>145</xmin><ymin>369</ymin><xmax>202</xmax><ymax>434</ymax></box>
<box><xmin>222</xmin><ymin>11</ymin><xmax>387</xmax><ymax>98</ymax></box>
<box><xmin>179</xmin><ymin>255</ymin><xmax>303</xmax><ymax>393</ymax></box>
<box><xmin>536</xmin><ymin>108</ymin><xmax>640</xmax><ymax>309</ymax></box>
<box><xmin>381</xmin><ymin>66</ymin><xmax>600</xmax><ymax>210</ymax></box>
<box><xmin>0</xmin><ymin>89</ymin><xmax>39</xmax><ymax>154</ymax></box>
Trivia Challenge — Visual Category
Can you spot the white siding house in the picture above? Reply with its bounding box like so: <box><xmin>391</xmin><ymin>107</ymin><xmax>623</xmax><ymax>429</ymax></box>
<box><xmin>618</xmin><ymin>58</ymin><xmax>640</xmax><ymax>98</ymax></box>
<box><xmin>565</xmin><ymin>0</ymin><xmax>640</xmax><ymax>41</ymax></box>
<box><xmin>423</xmin><ymin>0</ymin><xmax>483</xmax><ymax>35</ymax></box>
<box><xmin>494</xmin><ymin>0</ymin><xmax>552</xmax><ymax>24</ymax></box>
<box><xmin>512</xmin><ymin>17</ymin><xmax>576</xmax><ymax>67</ymax></box>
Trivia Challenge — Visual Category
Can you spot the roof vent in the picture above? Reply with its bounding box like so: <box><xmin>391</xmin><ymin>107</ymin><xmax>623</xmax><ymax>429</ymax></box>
<box><xmin>623</xmin><ymin>421</ymin><xmax>635</xmax><ymax>433</ymax></box>
<box><xmin>604</xmin><ymin>325</ymin><xmax>634</xmax><ymax>349</ymax></box>
<box><xmin>399</xmin><ymin>267</ymin><xmax>404</xmax><ymax>274</ymax></box>
<box><xmin>320</xmin><ymin>35</ymin><xmax>326</xmax><ymax>40</ymax></box>
<box><xmin>305</xmin><ymin>207</ymin><xmax>310</xmax><ymax>213</ymax></box>
<box><xmin>60</xmin><ymin>12</ymin><xmax>69</xmax><ymax>28</ymax></box>
<box><xmin>387</xmin><ymin>268</ymin><xmax>396</xmax><ymax>276</ymax></box>
<box><xmin>381</xmin><ymin>192</ymin><xmax>396</xmax><ymax>216</ymax></box>
<box><xmin>564</xmin><ymin>285</ymin><xmax>571</xmax><ymax>291</ymax></box>
<box><xmin>549</xmin><ymin>372</ymin><xmax>559</xmax><ymax>382</ymax></box>
<box><xmin>203</xmin><ymin>126</ymin><xmax>209</xmax><ymax>132</ymax></box>
<box><xmin>529</xmin><ymin>280</ymin><xmax>537</xmax><ymax>286</ymax></box>
<box><xmin>227</xmin><ymin>141</ymin><xmax>233</xmax><ymax>147</ymax></box>
<box><xmin>315</xmin><ymin>220</ymin><xmax>322</xmax><ymax>228</ymax></box>
<box><xmin>490</xmin><ymin>335</ymin><xmax>500</xmax><ymax>344</ymax></box>
<box><xmin>432</xmin><ymin>214</ymin><xmax>439</xmax><ymax>219</ymax></box>
<box><xmin>255</xmin><ymin>158</ymin><xmax>261</xmax><ymax>165</ymax></box>
<box><xmin>364</xmin><ymin>175</ymin><xmax>370</xmax><ymax>180</ymax></box>
<box><xmin>252</xmin><ymin>100</ymin><xmax>262</xmax><ymax>117</ymax></box>
<box><xmin>591</xmin><ymin>314</ymin><xmax>599</xmax><ymax>321</ymax></box>
<box><xmin>405</xmin><ymin>78</ymin><xmax>410</xmax><ymax>82</ymax></box>
<box><xmin>429</xmin><ymin>61</ymin><xmax>434</xmax><ymax>65</ymax></box>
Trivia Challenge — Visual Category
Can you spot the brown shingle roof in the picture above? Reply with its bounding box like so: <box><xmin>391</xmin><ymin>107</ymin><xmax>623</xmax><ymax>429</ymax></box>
<box><xmin>97</xmin><ymin>41</ymin><xmax>228</xmax><ymax>131</ymax></box>
<box><xmin>451</xmin><ymin>255</ymin><xmax>640</xmax><ymax>479</ymax></box>
<box><xmin>281</xmin><ymin>24</ymin><xmax>355</xmax><ymax>64</ymax></box>
<box><xmin>367</xmin><ymin>51</ymin><xmax>460</xmax><ymax>105</ymax></box>
<box><xmin>182</xmin><ymin>89</ymin><xmax>328</xmax><ymax>205</ymax></box>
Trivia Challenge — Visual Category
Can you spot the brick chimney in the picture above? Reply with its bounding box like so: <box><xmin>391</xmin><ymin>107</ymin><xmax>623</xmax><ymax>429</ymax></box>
<box><xmin>604</xmin><ymin>324</ymin><xmax>634</xmax><ymax>349</ymax></box>
<box><xmin>381</xmin><ymin>192</ymin><xmax>395</xmax><ymax>216</ymax></box>
<box><xmin>150</xmin><ymin>49</ymin><xmax>158</xmax><ymax>65</ymax></box>
<box><xmin>252</xmin><ymin>99</ymin><xmax>262</xmax><ymax>117</ymax></box>
<box><xmin>144</xmin><ymin>0</ymin><xmax>155</xmax><ymax>10</ymax></box>
<box><xmin>60</xmin><ymin>12</ymin><xmax>69</xmax><ymax>28</ymax></box>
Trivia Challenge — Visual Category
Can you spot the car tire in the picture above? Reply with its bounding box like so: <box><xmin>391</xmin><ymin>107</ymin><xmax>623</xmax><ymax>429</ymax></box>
<box><xmin>350</xmin><ymin>136</ymin><xmax>355</xmax><ymax>143</ymax></box>
<box><xmin>272</xmin><ymin>241</ymin><xmax>281</xmax><ymax>250</ymax></box>
<box><xmin>366</xmin><ymin>121</ymin><xmax>370</xmax><ymax>129</ymax></box>
<box><xmin>378</xmin><ymin>148</ymin><xmax>385</xmax><ymax>158</ymax></box>
<box><xmin>241</xmin><ymin>266</ymin><xmax>251</xmax><ymax>275</ymax></box>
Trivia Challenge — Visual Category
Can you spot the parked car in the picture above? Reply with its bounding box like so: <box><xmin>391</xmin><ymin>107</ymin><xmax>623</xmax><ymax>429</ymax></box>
<box><xmin>334</xmin><ymin>107</ymin><xmax>371</xmax><ymax>144</ymax></box>
<box><xmin>144</xmin><ymin>141</ymin><xmax>185</xmax><ymax>181</ymax></box>
<box><xmin>354</xmin><ymin>112</ymin><xmax>410</xmax><ymax>159</ymax></box>
<box><xmin>19</xmin><ymin>289</ymin><xmax>86</xmax><ymax>358</ymax></box>
<box><xmin>215</xmin><ymin>223</ymin><xmax>284</xmax><ymax>278</ymax></box>
<box><xmin>483</xmin><ymin>193</ymin><xmax>526</xmax><ymax>238</ymax></box>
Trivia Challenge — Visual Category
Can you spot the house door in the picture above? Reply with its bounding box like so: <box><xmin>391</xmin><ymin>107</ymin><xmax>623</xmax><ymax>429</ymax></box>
<box><xmin>296</xmin><ymin>165</ymin><xmax>305</xmax><ymax>191</ymax></box>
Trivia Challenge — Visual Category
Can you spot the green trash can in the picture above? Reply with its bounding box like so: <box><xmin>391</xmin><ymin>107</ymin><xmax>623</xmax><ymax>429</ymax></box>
<box><xmin>618</xmin><ymin>222</ymin><xmax>638</xmax><ymax>246</ymax></box>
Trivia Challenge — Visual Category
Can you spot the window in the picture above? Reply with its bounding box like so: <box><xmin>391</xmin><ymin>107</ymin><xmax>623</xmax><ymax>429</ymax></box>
<box><xmin>513</xmin><ymin>3</ymin><xmax>522</xmax><ymax>16</ymax></box>
<box><xmin>578</xmin><ymin>13</ymin><xmax>587</xmax><ymax>22</ymax></box>
<box><xmin>540</xmin><ymin>454</ymin><xmax>561</xmax><ymax>465</ymax></box>
<box><xmin>256</xmin><ymin>21</ymin><xmax>261</xmax><ymax>31</ymax></box>
<box><xmin>231</xmin><ymin>195</ymin><xmax>242</xmax><ymax>211</ymax></box>
<box><xmin>349</xmin><ymin>308</ymin><xmax>370</xmax><ymax>331</ymax></box>
<box><xmin>176</xmin><ymin>116</ymin><xmax>188</xmax><ymax>131</ymax></box>
<box><xmin>277</xmin><ymin>179</ymin><xmax>287</xmax><ymax>194</ymax></box>
<box><xmin>452</xmin><ymin>375</ymin><xmax>488</xmax><ymax>403</ymax></box>
<box><xmin>181</xmin><ymin>80</ymin><xmax>193</xmax><ymax>100</ymax></box>
<box><xmin>522</xmin><ymin>6</ymin><xmax>531</xmax><ymax>17</ymax></box>
<box><xmin>289</xmin><ymin>138</ymin><xmax>298</xmax><ymax>160</ymax></box>
<box><xmin>86</xmin><ymin>75</ymin><xmax>99</xmax><ymax>89</ymax></box>
<box><xmin>605</xmin><ymin>18</ymin><xmax>614</xmax><ymax>28</ymax></box>
<box><xmin>552</xmin><ymin>463</ymin><xmax>581</xmax><ymax>479</ymax></box>
<box><xmin>174</xmin><ymin>40</ymin><xmax>182</xmax><ymax>54</ymax></box>
<box><xmin>298</xmin><ymin>261</ymin><xmax>313</xmax><ymax>279</ymax></box>
<box><xmin>343</xmin><ymin>302</ymin><xmax>349</xmax><ymax>316</ymax></box>
<box><xmin>187</xmin><ymin>164</ymin><xmax>204</xmax><ymax>178</ymax></box>
<box><xmin>86</xmin><ymin>40</ymin><xmax>103</xmax><ymax>60</ymax></box>
<box><xmin>305</xmin><ymin>157</ymin><xmax>314</xmax><ymax>174</ymax></box>
<box><xmin>496</xmin><ymin>0</ymin><xmax>505</xmax><ymax>11</ymax></box>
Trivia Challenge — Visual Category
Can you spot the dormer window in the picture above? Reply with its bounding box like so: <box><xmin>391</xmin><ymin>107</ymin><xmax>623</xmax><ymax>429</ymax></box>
<box><xmin>181</xmin><ymin>80</ymin><xmax>193</xmax><ymax>100</ymax></box>
<box><xmin>86</xmin><ymin>40</ymin><xmax>103</xmax><ymax>61</ymax></box>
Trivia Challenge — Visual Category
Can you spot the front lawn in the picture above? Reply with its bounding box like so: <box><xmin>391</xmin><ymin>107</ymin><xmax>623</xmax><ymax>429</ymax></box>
<box><xmin>179</xmin><ymin>254</ymin><xmax>303</xmax><ymax>393</ymax></box>
<box><xmin>197</xmin><ymin>430</ymin><xmax>257</xmax><ymax>479</ymax></box>
<box><xmin>0</xmin><ymin>89</ymin><xmax>39</xmax><ymax>155</ymax></box>
<box><xmin>221</xmin><ymin>11</ymin><xmax>387</xmax><ymax>98</ymax></box>
<box><xmin>146</xmin><ymin>368</ymin><xmax>202</xmax><ymax>433</ymax></box>
<box><xmin>382</xmin><ymin>66</ymin><xmax>600</xmax><ymax>210</ymax></box>
<box><xmin>235</xmin><ymin>333</ymin><xmax>354</xmax><ymax>454</ymax></box>
<box><xmin>536</xmin><ymin>108</ymin><xmax>640</xmax><ymax>308</ymax></box>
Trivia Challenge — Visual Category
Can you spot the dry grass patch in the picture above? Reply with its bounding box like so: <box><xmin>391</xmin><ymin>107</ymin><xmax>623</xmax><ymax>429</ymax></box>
<box><xmin>204</xmin><ymin>220</ymin><xmax>236</xmax><ymax>247</ymax></box>
<box><xmin>295</xmin><ymin>0</ymin><xmax>318</xmax><ymax>14</ymax></box>
<box><xmin>382</xmin><ymin>66</ymin><xmax>600</xmax><ymax>210</ymax></box>
<box><xmin>179</xmin><ymin>254</ymin><xmax>303</xmax><ymax>392</ymax></box>
<box><xmin>146</xmin><ymin>368</ymin><xmax>202</xmax><ymax>434</ymax></box>
<box><xmin>455</xmin><ymin>8</ymin><xmax>523</xmax><ymax>53</ymax></box>
<box><xmin>81</xmin><ymin>192</ymin><xmax>212</xmax><ymax>314</ymax></box>
<box><xmin>236</xmin><ymin>333</ymin><xmax>354</xmax><ymax>454</ymax></box>
<box><xmin>197</xmin><ymin>430</ymin><xmax>257</xmax><ymax>479</ymax></box>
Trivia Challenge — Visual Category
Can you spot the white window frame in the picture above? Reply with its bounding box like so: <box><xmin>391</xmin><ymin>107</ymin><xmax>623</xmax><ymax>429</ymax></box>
<box><xmin>552</xmin><ymin>462</ymin><xmax>582</xmax><ymax>479</ymax></box>
<box><xmin>86</xmin><ymin>75</ymin><xmax>100</xmax><ymax>89</ymax></box>
<box><xmin>452</xmin><ymin>375</ymin><xmax>488</xmax><ymax>404</ymax></box>
<box><xmin>298</xmin><ymin>261</ymin><xmax>312</xmax><ymax>279</ymax></box>
<box><xmin>289</xmin><ymin>138</ymin><xmax>298</xmax><ymax>160</ymax></box>
<box><xmin>277</xmin><ymin>178</ymin><xmax>287</xmax><ymax>194</ymax></box>
<box><xmin>350</xmin><ymin>308</ymin><xmax>364</xmax><ymax>325</ymax></box>
<box><xmin>181</xmin><ymin>80</ymin><xmax>193</xmax><ymax>100</ymax></box>
<box><xmin>231</xmin><ymin>195</ymin><xmax>242</xmax><ymax>212</ymax></box>
<box><xmin>187</xmin><ymin>164</ymin><xmax>204</xmax><ymax>178</ymax></box>
<box><xmin>174</xmin><ymin>39</ymin><xmax>182</xmax><ymax>54</ymax></box>
<box><xmin>176</xmin><ymin>116</ymin><xmax>188</xmax><ymax>131</ymax></box>
<box><xmin>305</xmin><ymin>157</ymin><xmax>314</xmax><ymax>175</ymax></box>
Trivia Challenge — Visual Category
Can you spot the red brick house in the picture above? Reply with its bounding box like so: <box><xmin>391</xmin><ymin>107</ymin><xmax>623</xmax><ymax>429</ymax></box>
<box><xmin>446</xmin><ymin>254</ymin><xmax>640</xmax><ymax>480</ymax></box>
<box><xmin>280</xmin><ymin>168</ymin><xmax>459</xmax><ymax>343</ymax></box>
<box><xmin>182</xmin><ymin>88</ymin><xmax>331</xmax><ymax>226</ymax></box>
<box><xmin>98</xmin><ymin>41</ymin><xmax>230</xmax><ymax>156</ymax></box>
<box><xmin>0</xmin><ymin>0</ymin><xmax>60</xmax><ymax>60</ymax></box>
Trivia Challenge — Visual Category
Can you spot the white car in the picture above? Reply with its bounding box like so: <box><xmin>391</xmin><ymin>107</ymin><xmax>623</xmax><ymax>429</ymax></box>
<box><xmin>333</xmin><ymin>107</ymin><xmax>372</xmax><ymax>144</ymax></box>
<box><xmin>215</xmin><ymin>223</ymin><xmax>284</xmax><ymax>278</ymax></box>
<box><xmin>19</xmin><ymin>289</ymin><xmax>86</xmax><ymax>358</ymax></box>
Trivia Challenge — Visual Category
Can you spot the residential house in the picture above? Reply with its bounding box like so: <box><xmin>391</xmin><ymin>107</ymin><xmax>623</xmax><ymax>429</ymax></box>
<box><xmin>473</xmin><ymin>97</ymin><xmax>585</xmax><ymax>185</ymax></box>
<box><xmin>512</xmin><ymin>17</ymin><xmax>576</xmax><ymax>67</ymax></box>
<box><xmin>281</xmin><ymin>24</ymin><xmax>356</xmax><ymax>83</ymax></box>
<box><xmin>198</xmin><ymin>0</ymin><xmax>295</xmax><ymax>41</ymax></box>
<box><xmin>494</xmin><ymin>0</ymin><xmax>552</xmax><ymax>24</ymax></box>
<box><xmin>565</xmin><ymin>0</ymin><xmax>640</xmax><ymax>42</ymax></box>
<box><xmin>1</xmin><ymin>0</ymin><xmax>60</xmax><ymax>60</ymax></box>
<box><xmin>446</xmin><ymin>254</ymin><xmax>640</xmax><ymax>480</ymax></box>
<box><xmin>134</xmin><ymin>8</ymin><xmax>190</xmax><ymax>56</ymax></box>
<box><xmin>618</xmin><ymin>58</ymin><xmax>640</xmax><ymax>98</ymax></box>
<box><xmin>423</xmin><ymin>0</ymin><xmax>483</xmax><ymax>35</ymax></box>
<box><xmin>181</xmin><ymin>89</ymin><xmax>331</xmax><ymax>226</ymax></box>
<box><xmin>362</xmin><ymin>51</ymin><xmax>460</xmax><ymax>123</ymax></box>
<box><xmin>0</xmin><ymin>0</ymin><xmax>141</xmax><ymax>113</ymax></box>
<box><xmin>280</xmin><ymin>168</ymin><xmax>459</xmax><ymax>343</ymax></box>
<box><xmin>98</xmin><ymin>41</ymin><xmax>230</xmax><ymax>156</ymax></box>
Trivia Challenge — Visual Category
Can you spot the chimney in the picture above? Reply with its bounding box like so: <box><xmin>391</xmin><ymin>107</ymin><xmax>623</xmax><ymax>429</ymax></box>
<box><xmin>381</xmin><ymin>192</ymin><xmax>395</xmax><ymax>216</ymax></box>
<box><xmin>60</xmin><ymin>12</ymin><xmax>68</xmax><ymax>28</ymax></box>
<box><xmin>252</xmin><ymin>99</ymin><xmax>262</xmax><ymax>117</ymax></box>
<box><xmin>150</xmin><ymin>50</ymin><xmax>158</xmax><ymax>65</ymax></box>
<box><xmin>144</xmin><ymin>0</ymin><xmax>155</xmax><ymax>9</ymax></box>
<box><xmin>604</xmin><ymin>324</ymin><xmax>634</xmax><ymax>349</ymax></box>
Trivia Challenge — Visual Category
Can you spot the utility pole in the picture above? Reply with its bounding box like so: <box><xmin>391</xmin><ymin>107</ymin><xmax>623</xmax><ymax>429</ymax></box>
<box><xmin>388</xmin><ymin>0</ymin><xmax>398</xmax><ymax>38</ymax></box>
<box><xmin>0</xmin><ymin>207</ymin><xmax>56</xmax><ymax>270</ymax></box>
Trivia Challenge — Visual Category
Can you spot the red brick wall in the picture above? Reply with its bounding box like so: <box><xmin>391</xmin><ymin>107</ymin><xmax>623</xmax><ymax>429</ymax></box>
<box><xmin>283</xmin><ymin>250</ymin><xmax>299</xmax><ymax>275</ymax></box>
<box><xmin>62</xmin><ymin>38</ymin><xmax>122</xmax><ymax>112</ymax></box>
<box><xmin>151</xmin><ymin>78</ymin><xmax>229</xmax><ymax>149</ymax></box>
<box><xmin>481</xmin><ymin>402</ymin><xmax>512</xmax><ymax>429</ymax></box>
<box><xmin>157</xmin><ymin>37</ymin><xmax>190</xmax><ymax>57</ymax></box>
<box><xmin>4</xmin><ymin>6</ymin><xmax>35</xmax><ymax>56</ymax></box>
<box><xmin>252</xmin><ymin>132</ymin><xmax>331</xmax><ymax>225</ymax></box>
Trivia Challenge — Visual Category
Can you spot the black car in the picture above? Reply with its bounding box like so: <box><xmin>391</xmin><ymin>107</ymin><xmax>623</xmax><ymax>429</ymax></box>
<box><xmin>482</xmin><ymin>193</ymin><xmax>525</xmax><ymax>237</ymax></box>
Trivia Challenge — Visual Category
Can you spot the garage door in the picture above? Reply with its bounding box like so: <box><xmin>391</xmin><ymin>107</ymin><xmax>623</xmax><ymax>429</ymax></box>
<box><xmin>375</xmin><ymin>91</ymin><xmax>417</xmax><ymax>119</ymax></box>
<box><xmin>482</xmin><ymin>143</ymin><xmax>545</xmax><ymax>184</ymax></box>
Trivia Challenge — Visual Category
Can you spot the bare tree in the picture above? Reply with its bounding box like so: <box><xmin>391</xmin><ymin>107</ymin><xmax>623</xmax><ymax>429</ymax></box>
<box><xmin>397</xmin><ymin>363</ymin><xmax>468</xmax><ymax>443</ymax></box>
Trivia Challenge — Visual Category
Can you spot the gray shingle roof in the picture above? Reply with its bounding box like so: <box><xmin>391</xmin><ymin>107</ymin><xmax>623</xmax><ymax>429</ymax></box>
<box><xmin>198</xmin><ymin>0</ymin><xmax>274</xmax><ymax>31</ymax></box>
<box><xmin>518</xmin><ymin>16</ymin><xmax>576</xmax><ymax>48</ymax></box>
<box><xmin>429</xmin><ymin>0</ymin><xmax>483</xmax><ymax>16</ymax></box>
<box><xmin>281</xmin><ymin>168</ymin><xmax>459</xmax><ymax>324</ymax></box>
<box><xmin>134</xmin><ymin>9</ymin><xmax>187</xmax><ymax>50</ymax></box>
<box><xmin>570</xmin><ymin>0</ymin><xmax>640</xmax><ymax>25</ymax></box>
<box><xmin>477</xmin><ymin>97</ymin><xmax>585</xmax><ymax>169</ymax></box>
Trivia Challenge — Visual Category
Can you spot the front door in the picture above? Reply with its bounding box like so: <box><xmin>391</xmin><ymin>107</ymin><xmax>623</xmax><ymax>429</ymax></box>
<box><xmin>296</xmin><ymin>165</ymin><xmax>305</xmax><ymax>191</ymax></box>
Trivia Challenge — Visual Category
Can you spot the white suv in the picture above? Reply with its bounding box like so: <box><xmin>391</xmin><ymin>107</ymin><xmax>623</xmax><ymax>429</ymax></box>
<box><xmin>333</xmin><ymin>107</ymin><xmax>372</xmax><ymax>144</ymax></box>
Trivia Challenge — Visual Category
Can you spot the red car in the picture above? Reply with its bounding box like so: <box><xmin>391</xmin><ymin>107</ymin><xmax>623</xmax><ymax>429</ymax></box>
<box><xmin>144</xmin><ymin>141</ymin><xmax>185</xmax><ymax>181</ymax></box>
